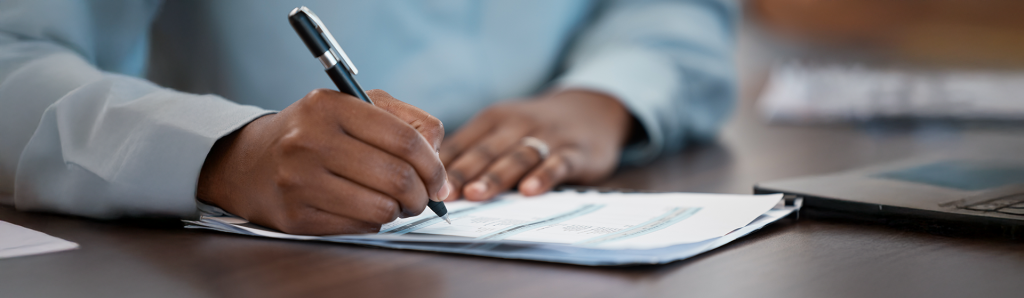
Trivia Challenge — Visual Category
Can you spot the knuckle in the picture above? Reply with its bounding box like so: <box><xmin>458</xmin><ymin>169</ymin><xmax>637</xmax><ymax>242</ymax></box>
<box><xmin>388</xmin><ymin>164</ymin><xmax>420</xmax><ymax>197</ymax></box>
<box><xmin>391</xmin><ymin>128</ymin><xmax>424</xmax><ymax>157</ymax></box>
<box><xmin>274</xmin><ymin>168</ymin><xmax>303</xmax><ymax>190</ymax></box>
<box><xmin>473</xmin><ymin>145</ymin><xmax>496</xmax><ymax>160</ymax></box>
<box><xmin>448</xmin><ymin>169</ymin><xmax>467</xmax><ymax>186</ymax></box>
<box><xmin>366</xmin><ymin>89</ymin><xmax>390</xmax><ymax>99</ymax></box>
<box><xmin>369</xmin><ymin>199</ymin><xmax>400</xmax><ymax>224</ymax></box>
<box><xmin>412</xmin><ymin>116</ymin><xmax>445</xmax><ymax>146</ymax></box>
<box><xmin>276</xmin><ymin>128</ymin><xmax>314</xmax><ymax>156</ymax></box>
<box><xmin>303</xmin><ymin>88</ymin><xmax>332</xmax><ymax>103</ymax></box>
<box><xmin>424</xmin><ymin>116</ymin><xmax>444</xmax><ymax>134</ymax></box>
<box><xmin>510</xmin><ymin>149</ymin><xmax>535</xmax><ymax>168</ymax></box>
<box><xmin>483</xmin><ymin>172</ymin><xmax>503</xmax><ymax>188</ymax></box>
<box><xmin>541</xmin><ymin>166</ymin><xmax>558</xmax><ymax>182</ymax></box>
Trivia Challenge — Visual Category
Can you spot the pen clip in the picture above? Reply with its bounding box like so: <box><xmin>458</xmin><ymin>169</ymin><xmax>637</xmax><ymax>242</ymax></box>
<box><xmin>296</xmin><ymin>6</ymin><xmax>358</xmax><ymax>75</ymax></box>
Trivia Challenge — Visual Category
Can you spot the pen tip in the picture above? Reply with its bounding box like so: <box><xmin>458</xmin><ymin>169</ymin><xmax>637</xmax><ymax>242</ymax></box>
<box><xmin>443</xmin><ymin>215</ymin><xmax>451</xmax><ymax>225</ymax></box>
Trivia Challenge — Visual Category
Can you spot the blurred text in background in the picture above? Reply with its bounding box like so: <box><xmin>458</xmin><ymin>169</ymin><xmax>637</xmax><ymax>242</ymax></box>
<box><xmin>747</xmin><ymin>0</ymin><xmax>1024</xmax><ymax>123</ymax></box>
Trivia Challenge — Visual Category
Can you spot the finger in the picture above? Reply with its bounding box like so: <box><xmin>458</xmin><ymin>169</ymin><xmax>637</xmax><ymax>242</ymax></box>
<box><xmin>518</xmin><ymin>149</ymin><xmax>581</xmax><ymax>196</ymax></box>
<box><xmin>317</xmin><ymin>133</ymin><xmax>428</xmax><ymax>216</ymax></box>
<box><xmin>367</xmin><ymin>89</ymin><xmax>445</xmax><ymax>151</ymax></box>
<box><xmin>274</xmin><ymin>207</ymin><xmax>382</xmax><ymax>235</ymax></box>
<box><xmin>463</xmin><ymin>144</ymin><xmax>544</xmax><ymax>201</ymax></box>
<box><xmin>298</xmin><ymin>167</ymin><xmax>411</xmax><ymax>224</ymax></box>
<box><xmin>438</xmin><ymin>112</ymin><xmax>499</xmax><ymax>165</ymax></box>
<box><xmin>445</xmin><ymin>123</ymin><xmax>533</xmax><ymax>199</ymax></box>
<box><xmin>317</xmin><ymin>90</ymin><xmax>447</xmax><ymax>202</ymax></box>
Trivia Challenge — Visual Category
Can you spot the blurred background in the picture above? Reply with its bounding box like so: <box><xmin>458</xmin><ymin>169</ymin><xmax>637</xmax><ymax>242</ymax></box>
<box><xmin>738</xmin><ymin>0</ymin><xmax>1024</xmax><ymax>124</ymax></box>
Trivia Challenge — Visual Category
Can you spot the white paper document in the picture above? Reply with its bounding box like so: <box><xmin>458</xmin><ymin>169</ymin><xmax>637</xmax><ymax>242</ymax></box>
<box><xmin>184</xmin><ymin>191</ymin><xmax>794</xmax><ymax>265</ymax></box>
<box><xmin>0</xmin><ymin>220</ymin><xmax>79</xmax><ymax>259</ymax></box>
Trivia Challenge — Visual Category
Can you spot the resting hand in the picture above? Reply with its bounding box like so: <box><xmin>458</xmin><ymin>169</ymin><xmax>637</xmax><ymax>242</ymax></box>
<box><xmin>440</xmin><ymin>89</ymin><xmax>633</xmax><ymax>201</ymax></box>
<box><xmin>197</xmin><ymin>89</ymin><xmax>450</xmax><ymax>235</ymax></box>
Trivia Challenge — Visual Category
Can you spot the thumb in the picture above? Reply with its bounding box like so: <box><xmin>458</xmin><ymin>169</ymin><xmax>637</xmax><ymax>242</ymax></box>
<box><xmin>366</xmin><ymin>89</ymin><xmax>445</xmax><ymax>151</ymax></box>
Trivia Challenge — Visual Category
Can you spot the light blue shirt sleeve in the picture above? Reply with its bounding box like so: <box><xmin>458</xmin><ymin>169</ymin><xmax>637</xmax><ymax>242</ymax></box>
<box><xmin>0</xmin><ymin>0</ymin><xmax>738</xmax><ymax>219</ymax></box>
<box><xmin>0</xmin><ymin>0</ymin><xmax>271</xmax><ymax>218</ymax></box>
<box><xmin>557</xmin><ymin>0</ymin><xmax>738</xmax><ymax>165</ymax></box>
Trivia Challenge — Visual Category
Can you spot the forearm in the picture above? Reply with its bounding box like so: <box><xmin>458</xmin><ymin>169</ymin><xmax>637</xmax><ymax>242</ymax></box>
<box><xmin>0</xmin><ymin>35</ymin><xmax>271</xmax><ymax>218</ymax></box>
<box><xmin>7</xmin><ymin>70</ymin><xmax>270</xmax><ymax>219</ymax></box>
<box><xmin>0</xmin><ymin>0</ymin><xmax>280</xmax><ymax>218</ymax></box>
<box><xmin>0</xmin><ymin>36</ymin><xmax>105</xmax><ymax>198</ymax></box>
<box><xmin>557</xmin><ymin>0</ymin><xmax>739</xmax><ymax>164</ymax></box>
<box><xmin>0</xmin><ymin>0</ymin><xmax>163</xmax><ymax>198</ymax></box>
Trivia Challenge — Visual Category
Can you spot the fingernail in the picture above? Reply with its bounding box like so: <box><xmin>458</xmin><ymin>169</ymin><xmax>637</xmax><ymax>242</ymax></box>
<box><xmin>436</xmin><ymin>180</ymin><xmax>452</xmax><ymax>201</ymax></box>
<box><xmin>521</xmin><ymin>178</ymin><xmax>540</xmax><ymax>194</ymax></box>
<box><xmin>467</xmin><ymin>180</ymin><xmax>488</xmax><ymax>197</ymax></box>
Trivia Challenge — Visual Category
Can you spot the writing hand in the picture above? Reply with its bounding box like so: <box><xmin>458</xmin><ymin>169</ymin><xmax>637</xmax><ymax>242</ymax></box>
<box><xmin>197</xmin><ymin>89</ymin><xmax>450</xmax><ymax>235</ymax></box>
<box><xmin>440</xmin><ymin>89</ymin><xmax>633</xmax><ymax>201</ymax></box>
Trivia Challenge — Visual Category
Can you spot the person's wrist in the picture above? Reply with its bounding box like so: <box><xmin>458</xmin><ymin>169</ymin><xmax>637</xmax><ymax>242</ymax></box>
<box><xmin>196</xmin><ymin>114</ymin><xmax>274</xmax><ymax>209</ymax></box>
<box><xmin>546</xmin><ymin>89</ymin><xmax>634</xmax><ymax>145</ymax></box>
<box><xmin>196</xmin><ymin>129</ymin><xmax>238</xmax><ymax>207</ymax></box>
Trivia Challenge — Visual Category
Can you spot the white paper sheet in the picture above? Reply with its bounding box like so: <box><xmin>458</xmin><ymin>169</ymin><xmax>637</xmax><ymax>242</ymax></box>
<box><xmin>0</xmin><ymin>220</ymin><xmax>79</xmax><ymax>259</ymax></box>
<box><xmin>185</xmin><ymin>191</ymin><xmax>793</xmax><ymax>265</ymax></box>
<box><xmin>378</xmin><ymin>191</ymin><xmax>783</xmax><ymax>249</ymax></box>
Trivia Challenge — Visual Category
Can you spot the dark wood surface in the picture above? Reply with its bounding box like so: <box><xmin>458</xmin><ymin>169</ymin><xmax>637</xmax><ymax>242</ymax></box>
<box><xmin>6</xmin><ymin>90</ymin><xmax>1024</xmax><ymax>298</ymax></box>
<box><xmin>5</xmin><ymin>27</ymin><xmax>1024</xmax><ymax>298</ymax></box>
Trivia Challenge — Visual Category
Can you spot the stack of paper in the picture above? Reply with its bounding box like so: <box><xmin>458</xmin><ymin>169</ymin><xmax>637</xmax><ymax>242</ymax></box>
<box><xmin>184</xmin><ymin>191</ymin><xmax>794</xmax><ymax>266</ymax></box>
<box><xmin>0</xmin><ymin>220</ymin><xmax>79</xmax><ymax>259</ymax></box>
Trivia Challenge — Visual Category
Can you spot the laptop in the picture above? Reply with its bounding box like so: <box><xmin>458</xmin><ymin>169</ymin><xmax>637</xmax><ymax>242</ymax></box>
<box><xmin>754</xmin><ymin>157</ymin><xmax>1024</xmax><ymax>238</ymax></box>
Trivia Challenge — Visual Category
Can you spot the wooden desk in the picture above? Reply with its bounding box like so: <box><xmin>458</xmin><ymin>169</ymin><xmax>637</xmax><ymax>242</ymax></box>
<box><xmin>5</xmin><ymin>28</ymin><xmax>1024</xmax><ymax>298</ymax></box>
<box><xmin>5</xmin><ymin>92</ymin><xmax>1024</xmax><ymax>298</ymax></box>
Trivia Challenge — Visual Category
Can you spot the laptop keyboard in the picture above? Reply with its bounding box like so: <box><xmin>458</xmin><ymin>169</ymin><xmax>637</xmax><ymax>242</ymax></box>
<box><xmin>961</xmin><ymin>194</ymin><xmax>1024</xmax><ymax>216</ymax></box>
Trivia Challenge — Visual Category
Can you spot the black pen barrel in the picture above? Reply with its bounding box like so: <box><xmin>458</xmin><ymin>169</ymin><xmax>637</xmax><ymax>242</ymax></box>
<box><xmin>326</xmin><ymin>64</ymin><xmax>373</xmax><ymax>104</ymax></box>
<box><xmin>288</xmin><ymin>12</ymin><xmax>330</xmax><ymax>57</ymax></box>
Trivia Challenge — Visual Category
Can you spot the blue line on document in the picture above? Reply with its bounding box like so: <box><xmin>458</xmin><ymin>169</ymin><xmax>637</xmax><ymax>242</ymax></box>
<box><xmin>575</xmin><ymin>207</ymin><xmax>701</xmax><ymax>246</ymax></box>
<box><xmin>475</xmin><ymin>204</ymin><xmax>605</xmax><ymax>241</ymax></box>
<box><xmin>379</xmin><ymin>200</ymin><xmax>509</xmax><ymax>235</ymax></box>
